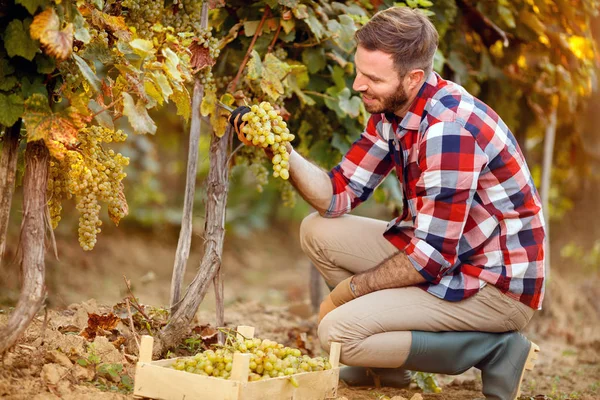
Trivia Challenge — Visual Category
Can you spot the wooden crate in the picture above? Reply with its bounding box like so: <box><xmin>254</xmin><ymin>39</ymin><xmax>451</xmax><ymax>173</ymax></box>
<box><xmin>133</xmin><ymin>326</ymin><xmax>341</xmax><ymax>400</ymax></box>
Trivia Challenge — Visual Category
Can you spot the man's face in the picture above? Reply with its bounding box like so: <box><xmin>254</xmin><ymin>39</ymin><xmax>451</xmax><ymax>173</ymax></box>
<box><xmin>353</xmin><ymin>46</ymin><xmax>409</xmax><ymax>115</ymax></box>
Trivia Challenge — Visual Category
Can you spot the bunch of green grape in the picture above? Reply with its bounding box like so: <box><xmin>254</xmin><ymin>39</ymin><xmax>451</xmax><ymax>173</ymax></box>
<box><xmin>170</xmin><ymin>336</ymin><xmax>332</xmax><ymax>385</ymax></box>
<box><xmin>240</xmin><ymin>102</ymin><xmax>294</xmax><ymax>180</ymax></box>
<box><xmin>47</xmin><ymin>126</ymin><xmax>129</xmax><ymax>251</ymax></box>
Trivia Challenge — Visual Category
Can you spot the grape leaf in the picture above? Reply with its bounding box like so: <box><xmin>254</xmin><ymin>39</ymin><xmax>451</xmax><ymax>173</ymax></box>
<box><xmin>22</xmin><ymin>94</ymin><xmax>80</xmax><ymax>159</ymax></box>
<box><xmin>4</xmin><ymin>19</ymin><xmax>39</xmax><ymax>61</ymax></box>
<box><xmin>129</xmin><ymin>39</ymin><xmax>154</xmax><ymax>58</ymax></box>
<box><xmin>20</xmin><ymin>76</ymin><xmax>48</xmax><ymax>98</ymax></box>
<box><xmin>292</xmin><ymin>4</ymin><xmax>309</xmax><ymax>19</ymax></box>
<box><xmin>171</xmin><ymin>86</ymin><xmax>191</xmax><ymax>122</ymax></box>
<box><xmin>189</xmin><ymin>39</ymin><xmax>216</xmax><ymax>72</ymax></box>
<box><xmin>73</xmin><ymin>9</ymin><xmax>92</xmax><ymax>44</ymax></box>
<box><xmin>200</xmin><ymin>89</ymin><xmax>215</xmax><ymax>117</ymax></box>
<box><xmin>162</xmin><ymin>48</ymin><xmax>183</xmax><ymax>83</ymax></box>
<box><xmin>280</xmin><ymin>18</ymin><xmax>295</xmax><ymax>34</ymax></box>
<box><xmin>16</xmin><ymin>0</ymin><xmax>49</xmax><ymax>15</ymax></box>
<box><xmin>497</xmin><ymin>4</ymin><xmax>515</xmax><ymax>29</ymax></box>
<box><xmin>143</xmin><ymin>78</ymin><xmax>164</xmax><ymax>107</ymax></box>
<box><xmin>305</xmin><ymin>8</ymin><xmax>326</xmax><ymax>40</ymax></box>
<box><xmin>244</xmin><ymin>20</ymin><xmax>262</xmax><ymax>37</ymax></box>
<box><xmin>327</xmin><ymin>15</ymin><xmax>357</xmax><ymax>54</ymax></box>
<box><xmin>88</xmin><ymin>99</ymin><xmax>114</xmax><ymax>129</ymax></box>
<box><xmin>149</xmin><ymin>71</ymin><xmax>173</xmax><ymax>102</ymax></box>
<box><xmin>35</xmin><ymin>53</ymin><xmax>56</xmax><ymax>74</ymax></box>
<box><xmin>246</xmin><ymin>50</ymin><xmax>263</xmax><ymax>80</ymax></box>
<box><xmin>30</xmin><ymin>8</ymin><xmax>73</xmax><ymax>60</ymax></box>
<box><xmin>41</xmin><ymin>24</ymin><xmax>73</xmax><ymax>60</ymax></box>
<box><xmin>73</xmin><ymin>54</ymin><xmax>101</xmax><ymax>93</ymax></box>
<box><xmin>0</xmin><ymin>93</ymin><xmax>25</xmax><ymax>127</ymax></box>
<box><xmin>90</xmin><ymin>9</ymin><xmax>132</xmax><ymax>41</ymax></box>
<box><xmin>302</xmin><ymin>47</ymin><xmax>326</xmax><ymax>73</ymax></box>
<box><xmin>0</xmin><ymin>59</ymin><xmax>15</xmax><ymax>78</ymax></box>
<box><xmin>325</xmin><ymin>87</ymin><xmax>361</xmax><ymax>118</ymax></box>
<box><xmin>286</xmin><ymin>61</ymin><xmax>315</xmax><ymax>105</ymax></box>
<box><xmin>122</xmin><ymin>92</ymin><xmax>157</xmax><ymax>135</ymax></box>
<box><xmin>29</xmin><ymin>7</ymin><xmax>58</xmax><ymax>36</ymax></box>
<box><xmin>0</xmin><ymin>76</ymin><xmax>18</xmax><ymax>91</ymax></box>
<box><xmin>261</xmin><ymin>53</ymin><xmax>291</xmax><ymax>101</ymax></box>
<box><xmin>278</xmin><ymin>0</ymin><xmax>299</xmax><ymax>7</ymax></box>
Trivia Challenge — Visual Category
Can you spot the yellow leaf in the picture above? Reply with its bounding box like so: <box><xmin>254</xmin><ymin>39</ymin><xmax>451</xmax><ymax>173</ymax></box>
<box><xmin>29</xmin><ymin>8</ymin><xmax>59</xmax><ymax>40</ymax></box>
<box><xmin>144</xmin><ymin>78</ymin><xmax>164</xmax><ymax>106</ymax></box>
<box><xmin>23</xmin><ymin>93</ymin><xmax>80</xmax><ymax>159</ymax></box>
<box><xmin>201</xmin><ymin>90</ymin><xmax>216</xmax><ymax>117</ymax></box>
<box><xmin>30</xmin><ymin>8</ymin><xmax>73</xmax><ymax>61</ymax></box>
<box><xmin>171</xmin><ymin>86</ymin><xmax>191</xmax><ymax>121</ymax></box>
<box><xmin>122</xmin><ymin>92</ymin><xmax>157</xmax><ymax>135</ymax></box>
<box><xmin>149</xmin><ymin>71</ymin><xmax>173</xmax><ymax>102</ymax></box>
<box><xmin>162</xmin><ymin>47</ymin><xmax>183</xmax><ymax>82</ymax></box>
<box><xmin>130</xmin><ymin>38</ymin><xmax>155</xmax><ymax>58</ymax></box>
<box><xmin>90</xmin><ymin>8</ymin><xmax>132</xmax><ymax>41</ymax></box>
<box><xmin>210</xmin><ymin>93</ymin><xmax>232</xmax><ymax>138</ymax></box>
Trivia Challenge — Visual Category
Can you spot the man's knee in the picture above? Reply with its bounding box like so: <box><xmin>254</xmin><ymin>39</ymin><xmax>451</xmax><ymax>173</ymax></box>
<box><xmin>317</xmin><ymin>311</ymin><xmax>365</xmax><ymax>366</ymax></box>
<box><xmin>299</xmin><ymin>212</ymin><xmax>324</xmax><ymax>256</ymax></box>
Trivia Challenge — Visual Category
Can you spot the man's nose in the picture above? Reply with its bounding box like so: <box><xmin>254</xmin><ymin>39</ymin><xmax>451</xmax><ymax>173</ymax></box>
<box><xmin>352</xmin><ymin>75</ymin><xmax>368</xmax><ymax>92</ymax></box>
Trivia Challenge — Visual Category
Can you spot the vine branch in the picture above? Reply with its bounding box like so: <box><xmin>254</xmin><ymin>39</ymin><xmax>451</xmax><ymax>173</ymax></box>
<box><xmin>229</xmin><ymin>6</ymin><xmax>271</xmax><ymax>93</ymax></box>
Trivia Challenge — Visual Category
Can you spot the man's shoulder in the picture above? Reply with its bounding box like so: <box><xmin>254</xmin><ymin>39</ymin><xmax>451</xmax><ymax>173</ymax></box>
<box><xmin>425</xmin><ymin>79</ymin><xmax>499</xmax><ymax>127</ymax></box>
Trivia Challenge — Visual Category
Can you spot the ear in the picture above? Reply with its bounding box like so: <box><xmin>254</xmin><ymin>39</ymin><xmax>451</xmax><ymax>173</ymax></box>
<box><xmin>405</xmin><ymin>69</ymin><xmax>425</xmax><ymax>92</ymax></box>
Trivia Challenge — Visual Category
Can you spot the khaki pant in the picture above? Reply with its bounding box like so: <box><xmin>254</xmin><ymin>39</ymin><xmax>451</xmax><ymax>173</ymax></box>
<box><xmin>300</xmin><ymin>213</ymin><xmax>535</xmax><ymax>368</ymax></box>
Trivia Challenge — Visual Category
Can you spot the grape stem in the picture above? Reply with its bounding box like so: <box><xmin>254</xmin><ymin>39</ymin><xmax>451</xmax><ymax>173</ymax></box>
<box><xmin>217</xmin><ymin>101</ymin><xmax>235</xmax><ymax>113</ymax></box>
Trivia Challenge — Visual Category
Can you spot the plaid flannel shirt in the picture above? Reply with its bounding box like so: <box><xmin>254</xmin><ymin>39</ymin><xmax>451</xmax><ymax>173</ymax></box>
<box><xmin>326</xmin><ymin>72</ymin><xmax>546</xmax><ymax>309</ymax></box>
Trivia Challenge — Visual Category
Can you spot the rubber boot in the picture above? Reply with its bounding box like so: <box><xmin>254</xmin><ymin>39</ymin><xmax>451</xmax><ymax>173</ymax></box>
<box><xmin>323</xmin><ymin>283</ymin><xmax>412</xmax><ymax>388</ymax></box>
<box><xmin>339</xmin><ymin>366</ymin><xmax>412</xmax><ymax>388</ymax></box>
<box><xmin>403</xmin><ymin>331</ymin><xmax>540</xmax><ymax>400</ymax></box>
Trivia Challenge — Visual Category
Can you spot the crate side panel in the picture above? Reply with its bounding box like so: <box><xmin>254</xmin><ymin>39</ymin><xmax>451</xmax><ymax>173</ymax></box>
<box><xmin>134</xmin><ymin>363</ymin><xmax>240</xmax><ymax>400</ymax></box>
<box><xmin>239</xmin><ymin>369</ymin><xmax>339</xmax><ymax>400</ymax></box>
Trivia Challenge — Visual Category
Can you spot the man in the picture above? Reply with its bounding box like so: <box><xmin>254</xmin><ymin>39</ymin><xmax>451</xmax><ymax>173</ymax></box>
<box><xmin>229</xmin><ymin>7</ymin><xmax>545</xmax><ymax>400</ymax></box>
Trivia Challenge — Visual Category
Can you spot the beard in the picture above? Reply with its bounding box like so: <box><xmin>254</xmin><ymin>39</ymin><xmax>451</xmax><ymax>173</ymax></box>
<box><xmin>362</xmin><ymin>85</ymin><xmax>409</xmax><ymax>114</ymax></box>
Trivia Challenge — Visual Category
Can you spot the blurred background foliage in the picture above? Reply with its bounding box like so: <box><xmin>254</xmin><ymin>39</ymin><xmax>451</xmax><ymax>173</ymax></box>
<box><xmin>5</xmin><ymin>0</ymin><xmax>599</xmax><ymax>277</ymax></box>
<box><xmin>114</xmin><ymin>0</ymin><xmax>599</xmax><ymax>268</ymax></box>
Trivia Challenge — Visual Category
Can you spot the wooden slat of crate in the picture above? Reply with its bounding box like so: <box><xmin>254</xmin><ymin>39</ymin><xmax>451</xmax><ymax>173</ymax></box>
<box><xmin>238</xmin><ymin>369</ymin><xmax>339</xmax><ymax>400</ymax></box>
<box><xmin>134</xmin><ymin>361</ymin><xmax>241</xmax><ymax>400</ymax></box>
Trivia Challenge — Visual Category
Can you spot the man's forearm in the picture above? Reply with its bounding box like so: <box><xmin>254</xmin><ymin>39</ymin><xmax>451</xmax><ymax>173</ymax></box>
<box><xmin>287</xmin><ymin>144</ymin><xmax>333</xmax><ymax>214</ymax></box>
<box><xmin>351</xmin><ymin>251</ymin><xmax>426</xmax><ymax>296</ymax></box>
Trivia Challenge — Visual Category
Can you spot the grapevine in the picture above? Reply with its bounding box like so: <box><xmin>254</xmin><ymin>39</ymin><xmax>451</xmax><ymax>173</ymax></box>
<box><xmin>241</xmin><ymin>102</ymin><xmax>295</xmax><ymax>180</ymax></box>
<box><xmin>170</xmin><ymin>333</ymin><xmax>332</xmax><ymax>383</ymax></box>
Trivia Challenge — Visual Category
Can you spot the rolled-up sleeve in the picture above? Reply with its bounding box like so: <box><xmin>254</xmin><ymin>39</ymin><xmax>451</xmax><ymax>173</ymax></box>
<box><xmin>405</xmin><ymin>121</ymin><xmax>488</xmax><ymax>283</ymax></box>
<box><xmin>325</xmin><ymin>115</ymin><xmax>394</xmax><ymax>218</ymax></box>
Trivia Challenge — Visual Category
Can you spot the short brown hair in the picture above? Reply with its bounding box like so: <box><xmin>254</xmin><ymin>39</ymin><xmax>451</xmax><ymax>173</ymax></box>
<box><xmin>355</xmin><ymin>7</ymin><xmax>439</xmax><ymax>78</ymax></box>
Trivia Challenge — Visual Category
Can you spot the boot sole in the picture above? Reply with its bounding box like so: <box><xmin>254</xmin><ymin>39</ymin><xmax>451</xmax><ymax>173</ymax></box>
<box><xmin>515</xmin><ymin>341</ymin><xmax>540</xmax><ymax>399</ymax></box>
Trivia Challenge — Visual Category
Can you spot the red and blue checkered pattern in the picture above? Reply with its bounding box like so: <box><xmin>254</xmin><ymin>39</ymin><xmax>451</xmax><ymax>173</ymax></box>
<box><xmin>326</xmin><ymin>72</ymin><xmax>546</xmax><ymax>309</ymax></box>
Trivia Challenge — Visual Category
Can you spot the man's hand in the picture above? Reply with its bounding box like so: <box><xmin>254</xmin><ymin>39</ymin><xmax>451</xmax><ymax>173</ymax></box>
<box><xmin>318</xmin><ymin>276</ymin><xmax>357</xmax><ymax>322</ymax></box>
<box><xmin>227</xmin><ymin>106</ymin><xmax>251</xmax><ymax>145</ymax></box>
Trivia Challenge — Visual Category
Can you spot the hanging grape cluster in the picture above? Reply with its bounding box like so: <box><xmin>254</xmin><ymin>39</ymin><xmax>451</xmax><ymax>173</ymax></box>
<box><xmin>170</xmin><ymin>335</ymin><xmax>332</xmax><ymax>384</ymax></box>
<box><xmin>235</xmin><ymin>146</ymin><xmax>269</xmax><ymax>192</ymax></box>
<box><xmin>47</xmin><ymin>126</ymin><xmax>129</xmax><ymax>251</ymax></box>
<box><xmin>241</xmin><ymin>102</ymin><xmax>294</xmax><ymax>180</ymax></box>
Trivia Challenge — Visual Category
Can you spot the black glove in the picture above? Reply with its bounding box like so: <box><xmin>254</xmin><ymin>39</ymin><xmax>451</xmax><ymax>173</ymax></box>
<box><xmin>228</xmin><ymin>106</ymin><xmax>251</xmax><ymax>135</ymax></box>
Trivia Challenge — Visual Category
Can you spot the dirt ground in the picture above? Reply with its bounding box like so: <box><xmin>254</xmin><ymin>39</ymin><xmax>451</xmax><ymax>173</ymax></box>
<box><xmin>0</xmin><ymin>224</ymin><xmax>599</xmax><ymax>400</ymax></box>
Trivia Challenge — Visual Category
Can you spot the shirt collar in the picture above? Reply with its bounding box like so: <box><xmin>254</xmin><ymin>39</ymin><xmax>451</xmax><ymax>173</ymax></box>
<box><xmin>397</xmin><ymin>72</ymin><xmax>440</xmax><ymax>130</ymax></box>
